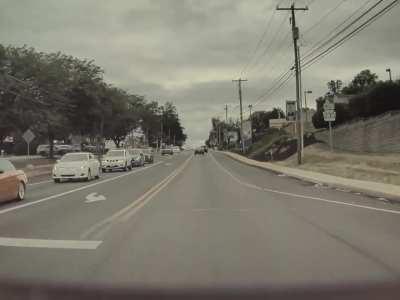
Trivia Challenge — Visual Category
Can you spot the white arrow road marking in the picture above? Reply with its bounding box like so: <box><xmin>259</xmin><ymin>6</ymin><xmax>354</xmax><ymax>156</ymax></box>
<box><xmin>85</xmin><ymin>192</ymin><xmax>106</xmax><ymax>203</ymax></box>
<box><xmin>0</xmin><ymin>237</ymin><xmax>101</xmax><ymax>250</ymax></box>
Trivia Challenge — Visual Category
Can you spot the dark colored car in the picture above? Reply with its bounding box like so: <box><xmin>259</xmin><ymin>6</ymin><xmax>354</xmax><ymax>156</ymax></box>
<box><xmin>143</xmin><ymin>148</ymin><xmax>154</xmax><ymax>163</ymax></box>
<box><xmin>194</xmin><ymin>147</ymin><xmax>205</xmax><ymax>155</ymax></box>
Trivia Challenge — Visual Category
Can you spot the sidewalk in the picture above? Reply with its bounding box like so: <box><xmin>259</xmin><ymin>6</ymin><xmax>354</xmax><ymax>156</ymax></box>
<box><xmin>221</xmin><ymin>151</ymin><xmax>400</xmax><ymax>201</ymax></box>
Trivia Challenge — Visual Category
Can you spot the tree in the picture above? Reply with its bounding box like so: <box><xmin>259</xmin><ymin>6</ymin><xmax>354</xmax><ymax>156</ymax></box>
<box><xmin>342</xmin><ymin>69</ymin><xmax>378</xmax><ymax>95</ymax></box>
<box><xmin>327</xmin><ymin>80</ymin><xmax>342</xmax><ymax>94</ymax></box>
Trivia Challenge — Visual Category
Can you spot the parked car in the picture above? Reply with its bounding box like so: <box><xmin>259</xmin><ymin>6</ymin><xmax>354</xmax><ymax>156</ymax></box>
<box><xmin>128</xmin><ymin>148</ymin><xmax>145</xmax><ymax>167</ymax></box>
<box><xmin>102</xmin><ymin>149</ymin><xmax>132</xmax><ymax>172</ymax></box>
<box><xmin>194</xmin><ymin>147</ymin><xmax>205</xmax><ymax>155</ymax></box>
<box><xmin>56</xmin><ymin>144</ymin><xmax>73</xmax><ymax>155</ymax></box>
<box><xmin>161</xmin><ymin>147</ymin><xmax>173</xmax><ymax>155</ymax></box>
<box><xmin>202</xmin><ymin>146</ymin><xmax>208</xmax><ymax>153</ymax></box>
<box><xmin>142</xmin><ymin>148</ymin><xmax>154</xmax><ymax>164</ymax></box>
<box><xmin>37</xmin><ymin>144</ymin><xmax>50</xmax><ymax>156</ymax></box>
<box><xmin>0</xmin><ymin>159</ymin><xmax>28</xmax><ymax>202</ymax></box>
<box><xmin>52</xmin><ymin>152</ymin><xmax>100</xmax><ymax>183</ymax></box>
<box><xmin>172</xmin><ymin>146</ymin><xmax>181</xmax><ymax>153</ymax></box>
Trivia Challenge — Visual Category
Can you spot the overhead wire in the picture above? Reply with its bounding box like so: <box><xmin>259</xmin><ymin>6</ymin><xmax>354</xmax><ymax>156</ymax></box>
<box><xmin>302</xmin><ymin>0</ymin><xmax>400</xmax><ymax>71</ymax></box>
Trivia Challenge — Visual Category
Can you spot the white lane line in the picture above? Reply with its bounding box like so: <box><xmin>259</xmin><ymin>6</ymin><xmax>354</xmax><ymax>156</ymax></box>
<box><xmin>0</xmin><ymin>161</ymin><xmax>164</xmax><ymax>215</ymax></box>
<box><xmin>81</xmin><ymin>155</ymin><xmax>193</xmax><ymax>239</ymax></box>
<box><xmin>211</xmin><ymin>153</ymin><xmax>400</xmax><ymax>215</ymax></box>
<box><xmin>0</xmin><ymin>237</ymin><xmax>101</xmax><ymax>250</ymax></box>
<box><xmin>28</xmin><ymin>180</ymin><xmax>53</xmax><ymax>186</ymax></box>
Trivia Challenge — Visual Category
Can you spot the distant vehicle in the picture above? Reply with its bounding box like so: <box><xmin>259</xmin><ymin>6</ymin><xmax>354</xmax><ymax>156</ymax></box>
<box><xmin>202</xmin><ymin>146</ymin><xmax>208</xmax><ymax>153</ymax></box>
<box><xmin>128</xmin><ymin>148</ymin><xmax>145</xmax><ymax>167</ymax></box>
<box><xmin>71</xmin><ymin>144</ymin><xmax>82</xmax><ymax>152</ymax></box>
<box><xmin>194</xmin><ymin>147</ymin><xmax>205</xmax><ymax>155</ymax></box>
<box><xmin>0</xmin><ymin>158</ymin><xmax>28</xmax><ymax>202</ymax></box>
<box><xmin>102</xmin><ymin>149</ymin><xmax>132</xmax><ymax>172</ymax></box>
<box><xmin>52</xmin><ymin>152</ymin><xmax>100</xmax><ymax>183</ymax></box>
<box><xmin>172</xmin><ymin>146</ymin><xmax>181</xmax><ymax>153</ymax></box>
<box><xmin>142</xmin><ymin>148</ymin><xmax>154</xmax><ymax>163</ymax></box>
<box><xmin>37</xmin><ymin>144</ymin><xmax>74</xmax><ymax>156</ymax></box>
<box><xmin>161</xmin><ymin>147</ymin><xmax>173</xmax><ymax>155</ymax></box>
<box><xmin>56</xmin><ymin>144</ymin><xmax>73</xmax><ymax>155</ymax></box>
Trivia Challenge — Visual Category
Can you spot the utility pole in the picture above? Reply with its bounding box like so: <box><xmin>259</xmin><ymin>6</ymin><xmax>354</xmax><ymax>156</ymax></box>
<box><xmin>248</xmin><ymin>104</ymin><xmax>253</xmax><ymax>119</ymax></box>
<box><xmin>386</xmin><ymin>68</ymin><xmax>393</xmax><ymax>82</ymax></box>
<box><xmin>232</xmin><ymin>78</ymin><xmax>248</xmax><ymax>153</ymax></box>
<box><xmin>224</xmin><ymin>104</ymin><xmax>228</xmax><ymax>123</ymax></box>
<box><xmin>277</xmin><ymin>3</ymin><xmax>308</xmax><ymax>165</ymax></box>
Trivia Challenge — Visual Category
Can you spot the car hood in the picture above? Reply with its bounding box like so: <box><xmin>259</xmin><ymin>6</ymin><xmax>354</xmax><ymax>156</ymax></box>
<box><xmin>56</xmin><ymin>161</ymin><xmax>87</xmax><ymax>168</ymax></box>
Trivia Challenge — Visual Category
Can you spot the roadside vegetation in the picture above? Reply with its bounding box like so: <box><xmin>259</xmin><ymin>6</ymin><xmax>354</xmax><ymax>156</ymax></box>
<box><xmin>0</xmin><ymin>44</ymin><xmax>186</xmax><ymax>156</ymax></box>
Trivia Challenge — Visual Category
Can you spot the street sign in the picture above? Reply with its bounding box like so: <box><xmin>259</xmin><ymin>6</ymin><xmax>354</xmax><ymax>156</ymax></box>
<box><xmin>22</xmin><ymin>129</ymin><xmax>35</xmax><ymax>157</ymax></box>
<box><xmin>286</xmin><ymin>101</ymin><xmax>296</xmax><ymax>121</ymax></box>
<box><xmin>22</xmin><ymin>129</ymin><xmax>35</xmax><ymax>144</ymax></box>
<box><xmin>323</xmin><ymin>110</ymin><xmax>336</xmax><ymax>122</ymax></box>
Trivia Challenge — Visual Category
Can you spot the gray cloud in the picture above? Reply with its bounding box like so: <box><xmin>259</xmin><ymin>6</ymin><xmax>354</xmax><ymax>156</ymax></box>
<box><xmin>1</xmin><ymin>0</ymin><xmax>399</xmax><ymax>145</ymax></box>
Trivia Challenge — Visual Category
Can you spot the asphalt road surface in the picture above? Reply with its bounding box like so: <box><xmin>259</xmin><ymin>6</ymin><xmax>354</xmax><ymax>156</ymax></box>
<box><xmin>1</xmin><ymin>150</ymin><xmax>400</xmax><ymax>288</ymax></box>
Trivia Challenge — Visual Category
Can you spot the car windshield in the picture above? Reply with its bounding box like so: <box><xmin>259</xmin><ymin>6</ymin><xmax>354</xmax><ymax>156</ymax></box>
<box><xmin>107</xmin><ymin>150</ymin><xmax>125</xmax><ymax>157</ymax></box>
<box><xmin>0</xmin><ymin>159</ymin><xmax>16</xmax><ymax>172</ymax></box>
<box><xmin>60</xmin><ymin>154</ymin><xmax>88</xmax><ymax>162</ymax></box>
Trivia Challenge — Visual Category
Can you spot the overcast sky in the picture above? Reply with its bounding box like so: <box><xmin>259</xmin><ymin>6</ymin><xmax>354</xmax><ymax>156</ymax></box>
<box><xmin>2</xmin><ymin>0</ymin><xmax>399</xmax><ymax>146</ymax></box>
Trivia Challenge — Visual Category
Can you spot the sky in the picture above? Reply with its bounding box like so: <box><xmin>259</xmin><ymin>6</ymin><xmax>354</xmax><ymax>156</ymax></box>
<box><xmin>1</xmin><ymin>0</ymin><xmax>399</xmax><ymax>146</ymax></box>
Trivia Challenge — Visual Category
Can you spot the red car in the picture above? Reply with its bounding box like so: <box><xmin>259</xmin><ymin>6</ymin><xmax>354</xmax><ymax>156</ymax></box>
<box><xmin>0</xmin><ymin>159</ymin><xmax>28</xmax><ymax>203</ymax></box>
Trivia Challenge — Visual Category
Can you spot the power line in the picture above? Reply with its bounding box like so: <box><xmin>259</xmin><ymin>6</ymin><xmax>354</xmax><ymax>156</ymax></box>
<box><xmin>302</xmin><ymin>0</ymin><xmax>347</xmax><ymax>36</ymax></box>
<box><xmin>302</xmin><ymin>0</ymin><xmax>399</xmax><ymax>70</ymax></box>
<box><xmin>246</xmin><ymin>11</ymin><xmax>290</xmax><ymax>76</ymax></box>
<box><xmin>240</xmin><ymin>9</ymin><xmax>277</xmax><ymax>75</ymax></box>
<box><xmin>301</xmin><ymin>0</ymin><xmax>382</xmax><ymax>63</ymax></box>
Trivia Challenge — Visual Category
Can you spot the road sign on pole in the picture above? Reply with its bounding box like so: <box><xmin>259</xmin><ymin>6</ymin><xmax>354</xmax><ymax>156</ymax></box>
<box><xmin>22</xmin><ymin>129</ymin><xmax>35</xmax><ymax>157</ymax></box>
<box><xmin>323</xmin><ymin>99</ymin><xmax>336</xmax><ymax>152</ymax></box>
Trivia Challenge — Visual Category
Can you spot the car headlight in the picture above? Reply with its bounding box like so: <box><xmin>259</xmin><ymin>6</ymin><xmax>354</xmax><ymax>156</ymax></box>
<box><xmin>80</xmin><ymin>164</ymin><xmax>88</xmax><ymax>170</ymax></box>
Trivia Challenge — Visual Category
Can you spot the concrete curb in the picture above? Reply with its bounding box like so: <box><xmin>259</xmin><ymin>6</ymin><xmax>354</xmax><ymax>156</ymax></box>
<box><xmin>220</xmin><ymin>151</ymin><xmax>400</xmax><ymax>202</ymax></box>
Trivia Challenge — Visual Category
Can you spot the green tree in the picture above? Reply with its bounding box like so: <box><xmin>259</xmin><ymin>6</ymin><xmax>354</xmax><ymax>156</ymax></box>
<box><xmin>342</xmin><ymin>69</ymin><xmax>378</xmax><ymax>95</ymax></box>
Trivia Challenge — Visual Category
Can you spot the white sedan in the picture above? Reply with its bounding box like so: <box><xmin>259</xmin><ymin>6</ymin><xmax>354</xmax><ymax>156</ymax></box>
<box><xmin>52</xmin><ymin>152</ymin><xmax>101</xmax><ymax>183</ymax></box>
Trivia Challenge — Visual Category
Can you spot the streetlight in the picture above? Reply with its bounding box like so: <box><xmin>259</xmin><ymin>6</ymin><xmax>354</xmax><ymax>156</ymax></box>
<box><xmin>304</xmin><ymin>90</ymin><xmax>312</xmax><ymax>122</ymax></box>
<box><xmin>386</xmin><ymin>68</ymin><xmax>393</xmax><ymax>82</ymax></box>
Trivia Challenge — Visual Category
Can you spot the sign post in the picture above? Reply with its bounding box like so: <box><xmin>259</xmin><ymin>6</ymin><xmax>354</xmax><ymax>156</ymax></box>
<box><xmin>323</xmin><ymin>99</ymin><xmax>336</xmax><ymax>152</ymax></box>
<box><xmin>22</xmin><ymin>129</ymin><xmax>36</xmax><ymax>157</ymax></box>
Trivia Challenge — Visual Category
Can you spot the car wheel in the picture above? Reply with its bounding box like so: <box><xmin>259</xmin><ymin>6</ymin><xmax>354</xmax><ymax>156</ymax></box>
<box><xmin>54</xmin><ymin>178</ymin><xmax>61</xmax><ymax>183</ymax></box>
<box><xmin>16</xmin><ymin>182</ymin><xmax>26</xmax><ymax>201</ymax></box>
<box><xmin>102</xmin><ymin>168</ymin><xmax>106</xmax><ymax>173</ymax></box>
<box><xmin>85</xmin><ymin>169</ymin><xmax>91</xmax><ymax>181</ymax></box>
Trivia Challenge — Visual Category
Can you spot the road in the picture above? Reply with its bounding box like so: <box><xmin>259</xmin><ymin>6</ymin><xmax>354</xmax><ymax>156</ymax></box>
<box><xmin>1</xmin><ymin>150</ymin><xmax>400</xmax><ymax>288</ymax></box>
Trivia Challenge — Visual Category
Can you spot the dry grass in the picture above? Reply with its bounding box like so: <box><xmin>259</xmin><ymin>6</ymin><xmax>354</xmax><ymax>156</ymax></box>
<box><xmin>278</xmin><ymin>143</ymin><xmax>400</xmax><ymax>185</ymax></box>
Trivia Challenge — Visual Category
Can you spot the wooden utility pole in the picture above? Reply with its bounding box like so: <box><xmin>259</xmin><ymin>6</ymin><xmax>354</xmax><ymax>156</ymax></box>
<box><xmin>277</xmin><ymin>3</ymin><xmax>308</xmax><ymax>165</ymax></box>
<box><xmin>224</xmin><ymin>104</ymin><xmax>228</xmax><ymax>123</ymax></box>
<box><xmin>232</xmin><ymin>78</ymin><xmax>248</xmax><ymax>153</ymax></box>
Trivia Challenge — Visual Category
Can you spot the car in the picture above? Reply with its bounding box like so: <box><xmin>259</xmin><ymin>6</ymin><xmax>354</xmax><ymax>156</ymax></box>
<box><xmin>202</xmin><ymin>146</ymin><xmax>208</xmax><ymax>153</ymax></box>
<box><xmin>0</xmin><ymin>158</ymin><xmax>28</xmax><ymax>203</ymax></box>
<box><xmin>36</xmin><ymin>144</ymin><xmax>50</xmax><ymax>156</ymax></box>
<box><xmin>194</xmin><ymin>147</ymin><xmax>205</xmax><ymax>155</ymax></box>
<box><xmin>161</xmin><ymin>147</ymin><xmax>173</xmax><ymax>155</ymax></box>
<box><xmin>142</xmin><ymin>148</ymin><xmax>154</xmax><ymax>164</ymax></box>
<box><xmin>128</xmin><ymin>148</ymin><xmax>145</xmax><ymax>167</ymax></box>
<box><xmin>52</xmin><ymin>152</ymin><xmax>101</xmax><ymax>183</ymax></box>
<box><xmin>55</xmin><ymin>144</ymin><xmax>73</xmax><ymax>155</ymax></box>
<box><xmin>172</xmin><ymin>146</ymin><xmax>181</xmax><ymax>153</ymax></box>
<box><xmin>102</xmin><ymin>149</ymin><xmax>132</xmax><ymax>172</ymax></box>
